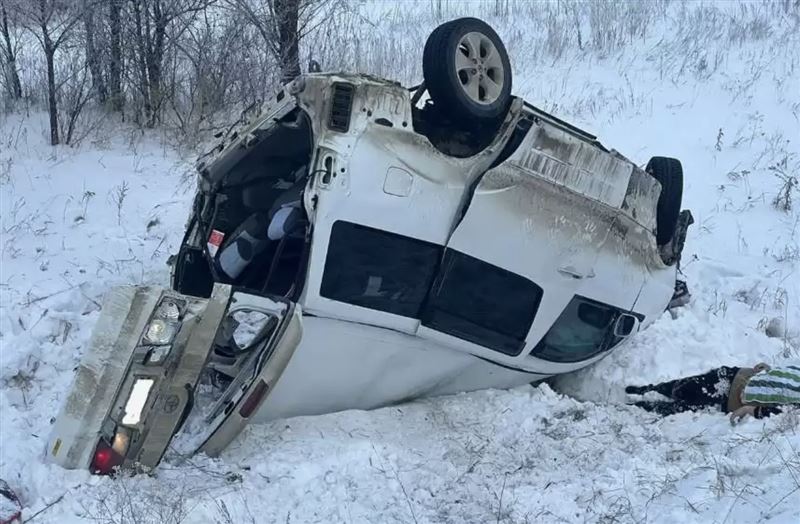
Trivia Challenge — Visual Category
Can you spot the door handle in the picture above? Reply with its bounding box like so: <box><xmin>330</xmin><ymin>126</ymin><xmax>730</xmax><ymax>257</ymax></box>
<box><xmin>557</xmin><ymin>266</ymin><xmax>595</xmax><ymax>279</ymax></box>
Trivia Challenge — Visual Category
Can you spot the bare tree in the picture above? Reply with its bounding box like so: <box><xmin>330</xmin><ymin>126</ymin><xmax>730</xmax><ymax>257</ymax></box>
<box><xmin>82</xmin><ymin>0</ymin><xmax>107</xmax><ymax>104</ymax></box>
<box><xmin>3</xmin><ymin>0</ymin><xmax>335</xmax><ymax>144</ymax></box>
<box><xmin>15</xmin><ymin>0</ymin><xmax>83</xmax><ymax>144</ymax></box>
<box><xmin>0</xmin><ymin>0</ymin><xmax>22</xmax><ymax>99</ymax></box>
<box><xmin>108</xmin><ymin>0</ymin><xmax>122</xmax><ymax>111</ymax></box>
<box><xmin>58</xmin><ymin>49</ymin><xmax>96</xmax><ymax>144</ymax></box>
<box><xmin>274</xmin><ymin>0</ymin><xmax>300</xmax><ymax>82</ymax></box>
<box><xmin>128</xmin><ymin>0</ymin><xmax>213</xmax><ymax>127</ymax></box>
<box><xmin>169</xmin><ymin>8</ymin><xmax>237</xmax><ymax>136</ymax></box>
<box><xmin>227</xmin><ymin>0</ymin><xmax>334</xmax><ymax>84</ymax></box>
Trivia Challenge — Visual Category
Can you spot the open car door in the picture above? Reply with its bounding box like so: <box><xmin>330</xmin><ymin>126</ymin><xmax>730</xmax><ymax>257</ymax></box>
<box><xmin>47</xmin><ymin>284</ymin><xmax>302</xmax><ymax>473</ymax></box>
<box><xmin>187</xmin><ymin>292</ymin><xmax>302</xmax><ymax>458</ymax></box>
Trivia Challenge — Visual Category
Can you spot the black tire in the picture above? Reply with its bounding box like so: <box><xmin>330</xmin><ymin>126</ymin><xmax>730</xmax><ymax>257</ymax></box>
<box><xmin>646</xmin><ymin>157</ymin><xmax>684</xmax><ymax>246</ymax></box>
<box><xmin>423</xmin><ymin>18</ymin><xmax>512</xmax><ymax>124</ymax></box>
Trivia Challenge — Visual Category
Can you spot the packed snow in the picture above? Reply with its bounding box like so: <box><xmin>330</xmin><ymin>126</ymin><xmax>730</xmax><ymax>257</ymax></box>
<box><xmin>1</xmin><ymin>1</ymin><xmax>799</xmax><ymax>523</ymax></box>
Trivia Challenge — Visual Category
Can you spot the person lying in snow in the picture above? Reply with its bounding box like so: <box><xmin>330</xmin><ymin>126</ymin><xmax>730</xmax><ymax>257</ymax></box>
<box><xmin>625</xmin><ymin>363</ymin><xmax>800</xmax><ymax>423</ymax></box>
<box><xmin>0</xmin><ymin>479</ymin><xmax>22</xmax><ymax>523</ymax></box>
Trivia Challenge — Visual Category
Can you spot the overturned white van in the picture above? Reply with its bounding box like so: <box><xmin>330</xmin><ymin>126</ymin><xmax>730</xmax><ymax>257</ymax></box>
<box><xmin>47</xmin><ymin>18</ymin><xmax>690</xmax><ymax>474</ymax></box>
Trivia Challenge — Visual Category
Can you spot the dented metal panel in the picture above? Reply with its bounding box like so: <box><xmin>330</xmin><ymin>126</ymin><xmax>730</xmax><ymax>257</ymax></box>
<box><xmin>298</xmin><ymin>87</ymin><xmax>525</xmax><ymax>331</ymax></box>
<box><xmin>512</xmin><ymin>122</ymin><xmax>635</xmax><ymax>209</ymax></box>
<box><xmin>621</xmin><ymin>167</ymin><xmax>660</xmax><ymax>231</ymax></box>
<box><xmin>47</xmin><ymin>287</ymin><xmax>161</xmax><ymax>469</ymax></box>
<box><xmin>425</xmin><ymin>163</ymin><xmax>619</xmax><ymax>370</ymax></box>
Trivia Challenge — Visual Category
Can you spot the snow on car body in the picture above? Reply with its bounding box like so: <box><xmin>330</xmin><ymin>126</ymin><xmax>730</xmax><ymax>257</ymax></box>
<box><xmin>47</xmin><ymin>19</ymin><xmax>687</xmax><ymax>474</ymax></box>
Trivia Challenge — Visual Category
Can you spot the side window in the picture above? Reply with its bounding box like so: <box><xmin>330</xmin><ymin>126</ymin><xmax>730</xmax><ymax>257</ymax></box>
<box><xmin>530</xmin><ymin>296</ymin><xmax>638</xmax><ymax>363</ymax></box>
<box><xmin>320</xmin><ymin>221</ymin><xmax>442</xmax><ymax>318</ymax></box>
<box><xmin>422</xmin><ymin>250</ymin><xmax>543</xmax><ymax>356</ymax></box>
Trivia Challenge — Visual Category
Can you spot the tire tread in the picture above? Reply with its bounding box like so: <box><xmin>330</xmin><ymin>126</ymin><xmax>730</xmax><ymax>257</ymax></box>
<box><xmin>646</xmin><ymin>156</ymin><xmax>684</xmax><ymax>246</ymax></box>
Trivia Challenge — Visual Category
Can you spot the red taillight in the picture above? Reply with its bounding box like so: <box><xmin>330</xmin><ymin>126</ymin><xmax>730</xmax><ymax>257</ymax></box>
<box><xmin>239</xmin><ymin>380</ymin><xmax>269</xmax><ymax>418</ymax></box>
<box><xmin>90</xmin><ymin>439</ymin><xmax>125</xmax><ymax>475</ymax></box>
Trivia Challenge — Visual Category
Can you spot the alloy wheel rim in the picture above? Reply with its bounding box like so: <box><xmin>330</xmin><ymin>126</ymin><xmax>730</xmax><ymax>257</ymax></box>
<box><xmin>455</xmin><ymin>31</ymin><xmax>504</xmax><ymax>105</ymax></box>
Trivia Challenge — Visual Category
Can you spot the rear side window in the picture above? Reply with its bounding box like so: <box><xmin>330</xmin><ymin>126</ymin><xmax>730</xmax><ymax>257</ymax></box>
<box><xmin>530</xmin><ymin>296</ymin><xmax>631</xmax><ymax>363</ymax></box>
<box><xmin>422</xmin><ymin>250</ymin><xmax>543</xmax><ymax>356</ymax></box>
<box><xmin>320</xmin><ymin>221</ymin><xmax>442</xmax><ymax>317</ymax></box>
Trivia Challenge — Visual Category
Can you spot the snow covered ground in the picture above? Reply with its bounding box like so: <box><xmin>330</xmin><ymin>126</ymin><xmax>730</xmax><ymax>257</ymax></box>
<box><xmin>2</xmin><ymin>1</ymin><xmax>799</xmax><ymax>523</ymax></box>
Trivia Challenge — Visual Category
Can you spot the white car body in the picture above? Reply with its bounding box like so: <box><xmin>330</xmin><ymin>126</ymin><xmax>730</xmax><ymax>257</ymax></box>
<box><xmin>47</xmin><ymin>73</ymin><xmax>681</xmax><ymax>472</ymax></box>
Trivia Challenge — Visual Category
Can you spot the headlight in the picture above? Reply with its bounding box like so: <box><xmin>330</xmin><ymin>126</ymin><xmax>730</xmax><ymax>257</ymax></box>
<box><xmin>143</xmin><ymin>318</ymin><xmax>178</xmax><ymax>345</ymax></box>
<box><xmin>121</xmin><ymin>378</ymin><xmax>155</xmax><ymax>426</ymax></box>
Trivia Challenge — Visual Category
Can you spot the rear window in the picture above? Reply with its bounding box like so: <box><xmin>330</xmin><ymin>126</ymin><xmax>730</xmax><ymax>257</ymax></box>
<box><xmin>320</xmin><ymin>221</ymin><xmax>442</xmax><ymax>317</ymax></box>
<box><xmin>422</xmin><ymin>250</ymin><xmax>543</xmax><ymax>356</ymax></box>
<box><xmin>530</xmin><ymin>296</ymin><xmax>628</xmax><ymax>363</ymax></box>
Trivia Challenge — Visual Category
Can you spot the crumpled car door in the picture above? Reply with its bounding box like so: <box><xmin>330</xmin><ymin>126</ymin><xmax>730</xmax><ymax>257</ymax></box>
<box><xmin>416</xmin><ymin>117</ymin><xmax>644</xmax><ymax>365</ymax></box>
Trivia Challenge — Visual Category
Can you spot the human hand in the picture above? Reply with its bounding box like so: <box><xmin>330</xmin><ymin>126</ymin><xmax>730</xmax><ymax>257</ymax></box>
<box><xmin>730</xmin><ymin>405</ymin><xmax>757</xmax><ymax>425</ymax></box>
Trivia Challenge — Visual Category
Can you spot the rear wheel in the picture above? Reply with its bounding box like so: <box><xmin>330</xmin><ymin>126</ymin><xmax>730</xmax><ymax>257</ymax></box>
<box><xmin>646</xmin><ymin>157</ymin><xmax>684</xmax><ymax>246</ymax></box>
<box><xmin>423</xmin><ymin>18</ymin><xmax>512</xmax><ymax>124</ymax></box>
